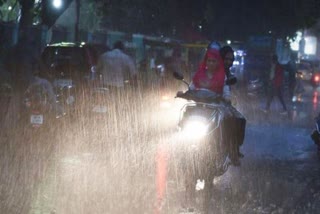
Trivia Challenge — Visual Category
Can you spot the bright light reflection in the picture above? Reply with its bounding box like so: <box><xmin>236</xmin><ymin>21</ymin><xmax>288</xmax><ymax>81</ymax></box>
<box><xmin>304</xmin><ymin>36</ymin><xmax>317</xmax><ymax>55</ymax></box>
<box><xmin>160</xmin><ymin>101</ymin><xmax>171</xmax><ymax>108</ymax></box>
<box><xmin>313</xmin><ymin>91</ymin><xmax>318</xmax><ymax>104</ymax></box>
<box><xmin>290</xmin><ymin>31</ymin><xmax>302</xmax><ymax>51</ymax></box>
<box><xmin>52</xmin><ymin>0</ymin><xmax>62</xmax><ymax>9</ymax></box>
<box><xmin>182</xmin><ymin>118</ymin><xmax>208</xmax><ymax>139</ymax></box>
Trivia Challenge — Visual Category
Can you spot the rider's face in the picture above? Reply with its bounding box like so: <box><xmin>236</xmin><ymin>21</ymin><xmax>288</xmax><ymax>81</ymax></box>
<box><xmin>206</xmin><ymin>57</ymin><xmax>219</xmax><ymax>72</ymax></box>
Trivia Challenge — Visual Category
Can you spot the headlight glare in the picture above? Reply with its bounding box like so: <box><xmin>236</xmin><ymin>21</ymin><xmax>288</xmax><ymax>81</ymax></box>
<box><xmin>182</xmin><ymin>117</ymin><xmax>209</xmax><ymax>139</ymax></box>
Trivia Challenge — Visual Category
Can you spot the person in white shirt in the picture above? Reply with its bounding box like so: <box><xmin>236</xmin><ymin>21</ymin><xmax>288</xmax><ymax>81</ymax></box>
<box><xmin>97</xmin><ymin>41</ymin><xmax>137</xmax><ymax>88</ymax></box>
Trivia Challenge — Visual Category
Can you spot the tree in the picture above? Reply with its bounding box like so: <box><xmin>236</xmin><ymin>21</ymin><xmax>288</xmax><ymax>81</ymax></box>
<box><xmin>79</xmin><ymin>0</ymin><xmax>103</xmax><ymax>33</ymax></box>
<box><xmin>0</xmin><ymin>0</ymin><xmax>20</xmax><ymax>22</ymax></box>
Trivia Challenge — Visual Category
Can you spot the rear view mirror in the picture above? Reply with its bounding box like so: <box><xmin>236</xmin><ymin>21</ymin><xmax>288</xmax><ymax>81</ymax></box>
<box><xmin>173</xmin><ymin>71</ymin><xmax>184</xmax><ymax>80</ymax></box>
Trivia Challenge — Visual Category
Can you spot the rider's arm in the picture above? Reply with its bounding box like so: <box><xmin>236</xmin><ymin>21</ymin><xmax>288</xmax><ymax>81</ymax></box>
<box><xmin>189</xmin><ymin>81</ymin><xmax>196</xmax><ymax>90</ymax></box>
<box><xmin>222</xmin><ymin>84</ymin><xmax>231</xmax><ymax>103</ymax></box>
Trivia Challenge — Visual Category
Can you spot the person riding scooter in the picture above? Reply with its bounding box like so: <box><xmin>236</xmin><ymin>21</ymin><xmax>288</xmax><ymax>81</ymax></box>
<box><xmin>192</xmin><ymin>48</ymin><xmax>246</xmax><ymax>166</ymax></box>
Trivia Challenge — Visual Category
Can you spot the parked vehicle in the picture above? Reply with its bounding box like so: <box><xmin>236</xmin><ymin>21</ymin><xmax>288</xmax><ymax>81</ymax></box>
<box><xmin>292</xmin><ymin>71</ymin><xmax>305</xmax><ymax>102</ymax></box>
<box><xmin>171</xmin><ymin>71</ymin><xmax>231</xmax><ymax>213</ymax></box>
<box><xmin>89</xmin><ymin>87</ymin><xmax>110</xmax><ymax>114</ymax></box>
<box><xmin>310</xmin><ymin>71</ymin><xmax>320</xmax><ymax>88</ymax></box>
<box><xmin>54</xmin><ymin>82</ymin><xmax>77</xmax><ymax>115</ymax></box>
<box><xmin>23</xmin><ymin>81</ymin><xmax>64</xmax><ymax>129</ymax></box>
<box><xmin>246</xmin><ymin>78</ymin><xmax>264</xmax><ymax>98</ymax></box>
<box><xmin>297</xmin><ymin>61</ymin><xmax>313</xmax><ymax>81</ymax></box>
<box><xmin>41</xmin><ymin>42</ymin><xmax>110</xmax><ymax>84</ymax></box>
<box><xmin>296</xmin><ymin>59</ymin><xmax>320</xmax><ymax>85</ymax></box>
<box><xmin>41</xmin><ymin>42</ymin><xmax>110</xmax><ymax>113</ymax></box>
<box><xmin>310</xmin><ymin>113</ymin><xmax>320</xmax><ymax>159</ymax></box>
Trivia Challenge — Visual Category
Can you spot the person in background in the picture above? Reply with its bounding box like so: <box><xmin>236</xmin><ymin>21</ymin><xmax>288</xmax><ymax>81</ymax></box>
<box><xmin>219</xmin><ymin>45</ymin><xmax>246</xmax><ymax>161</ymax></box>
<box><xmin>220</xmin><ymin>45</ymin><xmax>237</xmax><ymax>85</ymax></box>
<box><xmin>286</xmin><ymin>52</ymin><xmax>298</xmax><ymax>101</ymax></box>
<box><xmin>149</xmin><ymin>51</ymin><xmax>156</xmax><ymax>73</ymax></box>
<box><xmin>263</xmin><ymin>54</ymin><xmax>288</xmax><ymax>114</ymax></box>
<box><xmin>96</xmin><ymin>41</ymin><xmax>137</xmax><ymax>89</ymax></box>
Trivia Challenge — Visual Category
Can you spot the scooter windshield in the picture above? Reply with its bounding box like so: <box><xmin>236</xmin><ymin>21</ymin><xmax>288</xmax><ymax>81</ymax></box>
<box><xmin>177</xmin><ymin>88</ymin><xmax>222</xmax><ymax>103</ymax></box>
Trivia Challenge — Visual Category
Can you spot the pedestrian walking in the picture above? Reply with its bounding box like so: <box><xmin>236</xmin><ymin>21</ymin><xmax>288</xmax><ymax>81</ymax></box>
<box><xmin>262</xmin><ymin>54</ymin><xmax>288</xmax><ymax>114</ymax></box>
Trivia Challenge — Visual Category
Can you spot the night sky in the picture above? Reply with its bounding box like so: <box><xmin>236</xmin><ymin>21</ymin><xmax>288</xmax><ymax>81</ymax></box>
<box><xmin>39</xmin><ymin>0</ymin><xmax>320</xmax><ymax>41</ymax></box>
<box><xmin>173</xmin><ymin>0</ymin><xmax>320</xmax><ymax>41</ymax></box>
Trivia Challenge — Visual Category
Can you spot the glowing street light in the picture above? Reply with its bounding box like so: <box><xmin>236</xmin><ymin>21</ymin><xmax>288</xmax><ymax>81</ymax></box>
<box><xmin>52</xmin><ymin>0</ymin><xmax>62</xmax><ymax>9</ymax></box>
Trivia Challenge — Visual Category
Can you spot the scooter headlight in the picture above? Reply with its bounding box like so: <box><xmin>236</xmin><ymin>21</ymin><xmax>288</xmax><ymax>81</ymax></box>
<box><xmin>160</xmin><ymin>95</ymin><xmax>171</xmax><ymax>108</ymax></box>
<box><xmin>181</xmin><ymin>116</ymin><xmax>209</xmax><ymax>139</ymax></box>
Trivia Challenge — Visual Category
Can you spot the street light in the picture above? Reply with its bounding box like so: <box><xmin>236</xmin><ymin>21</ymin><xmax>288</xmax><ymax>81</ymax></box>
<box><xmin>42</xmin><ymin>0</ymin><xmax>74</xmax><ymax>28</ymax></box>
<box><xmin>52</xmin><ymin>0</ymin><xmax>62</xmax><ymax>9</ymax></box>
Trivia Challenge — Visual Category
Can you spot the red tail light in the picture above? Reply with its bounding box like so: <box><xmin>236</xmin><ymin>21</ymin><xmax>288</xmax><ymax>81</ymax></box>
<box><xmin>313</xmin><ymin>91</ymin><xmax>318</xmax><ymax>104</ymax></box>
<box><xmin>314</xmin><ymin>75</ymin><xmax>320</xmax><ymax>82</ymax></box>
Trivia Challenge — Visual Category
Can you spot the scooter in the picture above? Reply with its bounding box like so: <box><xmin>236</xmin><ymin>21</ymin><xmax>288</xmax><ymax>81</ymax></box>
<box><xmin>89</xmin><ymin>86</ymin><xmax>109</xmax><ymax>114</ymax></box>
<box><xmin>246</xmin><ymin>78</ymin><xmax>264</xmax><ymax>98</ymax></box>
<box><xmin>53</xmin><ymin>79</ymin><xmax>76</xmax><ymax>116</ymax></box>
<box><xmin>172</xmin><ymin>71</ymin><xmax>231</xmax><ymax>213</ymax></box>
<box><xmin>292</xmin><ymin>71</ymin><xmax>305</xmax><ymax>103</ymax></box>
<box><xmin>23</xmin><ymin>82</ymin><xmax>64</xmax><ymax>129</ymax></box>
<box><xmin>310</xmin><ymin>113</ymin><xmax>320</xmax><ymax>158</ymax></box>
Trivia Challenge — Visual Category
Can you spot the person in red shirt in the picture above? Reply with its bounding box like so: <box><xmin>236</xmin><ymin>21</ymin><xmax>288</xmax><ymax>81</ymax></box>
<box><xmin>263</xmin><ymin>54</ymin><xmax>287</xmax><ymax>114</ymax></box>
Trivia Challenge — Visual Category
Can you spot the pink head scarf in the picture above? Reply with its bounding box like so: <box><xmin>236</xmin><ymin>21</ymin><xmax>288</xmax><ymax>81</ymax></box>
<box><xmin>192</xmin><ymin>49</ymin><xmax>225</xmax><ymax>94</ymax></box>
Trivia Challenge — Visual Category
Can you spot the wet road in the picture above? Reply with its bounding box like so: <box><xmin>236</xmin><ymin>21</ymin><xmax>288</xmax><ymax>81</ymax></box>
<box><xmin>159</xmin><ymin>80</ymin><xmax>320</xmax><ymax>213</ymax></box>
<box><xmin>162</xmin><ymin>80</ymin><xmax>320</xmax><ymax>213</ymax></box>
<box><xmin>0</xmin><ymin>80</ymin><xmax>320</xmax><ymax>214</ymax></box>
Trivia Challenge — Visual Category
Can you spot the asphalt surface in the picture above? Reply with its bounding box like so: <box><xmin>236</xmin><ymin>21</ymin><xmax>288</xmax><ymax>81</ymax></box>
<box><xmin>1</xmin><ymin>76</ymin><xmax>320</xmax><ymax>214</ymax></box>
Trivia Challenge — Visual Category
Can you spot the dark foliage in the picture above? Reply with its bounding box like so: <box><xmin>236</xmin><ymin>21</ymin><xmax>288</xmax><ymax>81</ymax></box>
<box><xmin>98</xmin><ymin>0</ymin><xmax>320</xmax><ymax>41</ymax></box>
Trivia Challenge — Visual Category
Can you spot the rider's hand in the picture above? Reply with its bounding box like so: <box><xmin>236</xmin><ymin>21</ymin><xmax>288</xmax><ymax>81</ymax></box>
<box><xmin>226</xmin><ymin>75</ymin><xmax>237</xmax><ymax>85</ymax></box>
<box><xmin>223</xmin><ymin>98</ymin><xmax>232</xmax><ymax>105</ymax></box>
<box><xmin>176</xmin><ymin>91</ymin><xmax>184</xmax><ymax>97</ymax></box>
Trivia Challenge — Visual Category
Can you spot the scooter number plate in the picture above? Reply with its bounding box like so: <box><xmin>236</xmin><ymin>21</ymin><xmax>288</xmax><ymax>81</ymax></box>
<box><xmin>30</xmin><ymin>114</ymin><xmax>44</xmax><ymax>125</ymax></box>
<box><xmin>92</xmin><ymin>105</ymin><xmax>108</xmax><ymax>113</ymax></box>
<box><xmin>55</xmin><ymin>79</ymin><xmax>73</xmax><ymax>87</ymax></box>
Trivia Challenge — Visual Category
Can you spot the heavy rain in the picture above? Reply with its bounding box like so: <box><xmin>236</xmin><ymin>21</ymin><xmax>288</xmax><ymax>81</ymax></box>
<box><xmin>1</xmin><ymin>1</ymin><xmax>320</xmax><ymax>214</ymax></box>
